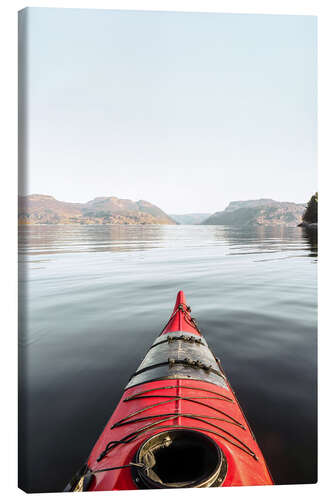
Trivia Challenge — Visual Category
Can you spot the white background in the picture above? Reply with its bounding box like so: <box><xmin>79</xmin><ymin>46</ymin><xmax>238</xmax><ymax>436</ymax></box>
<box><xmin>0</xmin><ymin>1</ymin><xmax>331</xmax><ymax>499</ymax></box>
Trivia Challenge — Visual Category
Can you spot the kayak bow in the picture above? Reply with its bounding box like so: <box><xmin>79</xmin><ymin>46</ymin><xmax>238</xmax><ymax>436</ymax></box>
<box><xmin>65</xmin><ymin>291</ymin><xmax>273</xmax><ymax>491</ymax></box>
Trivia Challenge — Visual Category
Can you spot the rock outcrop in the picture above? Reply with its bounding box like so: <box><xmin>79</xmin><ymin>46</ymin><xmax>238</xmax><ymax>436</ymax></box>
<box><xmin>202</xmin><ymin>199</ymin><xmax>306</xmax><ymax>227</ymax></box>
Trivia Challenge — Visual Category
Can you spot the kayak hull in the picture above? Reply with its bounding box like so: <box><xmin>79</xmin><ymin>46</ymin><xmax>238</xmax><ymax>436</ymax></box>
<box><xmin>66</xmin><ymin>291</ymin><xmax>273</xmax><ymax>491</ymax></box>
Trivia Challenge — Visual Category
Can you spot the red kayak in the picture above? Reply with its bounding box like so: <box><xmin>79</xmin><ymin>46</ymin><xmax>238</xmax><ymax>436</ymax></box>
<box><xmin>65</xmin><ymin>291</ymin><xmax>273</xmax><ymax>491</ymax></box>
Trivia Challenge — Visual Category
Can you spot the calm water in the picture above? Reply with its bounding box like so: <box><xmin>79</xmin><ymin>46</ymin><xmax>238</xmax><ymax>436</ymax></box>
<box><xmin>18</xmin><ymin>224</ymin><xmax>317</xmax><ymax>492</ymax></box>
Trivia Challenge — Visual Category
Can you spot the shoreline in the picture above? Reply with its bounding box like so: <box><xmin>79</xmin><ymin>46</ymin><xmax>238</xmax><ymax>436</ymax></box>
<box><xmin>298</xmin><ymin>222</ymin><xmax>318</xmax><ymax>231</ymax></box>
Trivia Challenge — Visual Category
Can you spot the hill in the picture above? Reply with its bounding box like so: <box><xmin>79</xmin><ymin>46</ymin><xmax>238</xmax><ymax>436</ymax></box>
<box><xmin>202</xmin><ymin>199</ymin><xmax>306</xmax><ymax>227</ymax></box>
<box><xmin>18</xmin><ymin>195</ymin><xmax>176</xmax><ymax>225</ymax></box>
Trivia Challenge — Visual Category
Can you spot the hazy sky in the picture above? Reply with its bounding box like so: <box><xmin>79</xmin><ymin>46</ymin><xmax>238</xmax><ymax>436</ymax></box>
<box><xmin>21</xmin><ymin>8</ymin><xmax>317</xmax><ymax>213</ymax></box>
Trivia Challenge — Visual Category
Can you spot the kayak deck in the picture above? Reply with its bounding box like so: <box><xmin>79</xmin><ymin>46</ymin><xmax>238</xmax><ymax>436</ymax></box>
<box><xmin>66</xmin><ymin>291</ymin><xmax>273</xmax><ymax>490</ymax></box>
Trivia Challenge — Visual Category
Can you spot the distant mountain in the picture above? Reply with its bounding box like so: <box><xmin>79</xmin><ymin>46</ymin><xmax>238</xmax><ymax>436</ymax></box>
<box><xmin>202</xmin><ymin>199</ymin><xmax>306</xmax><ymax>227</ymax></box>
<box><xmin>18</xmin><ymin>195</ymin><xmax>176</xmax><ymax>225</ymax></box>
<box><xmin>169</xmin><ymin>213</ymin><xmax>212</xmax><ymax>225</ymax></box>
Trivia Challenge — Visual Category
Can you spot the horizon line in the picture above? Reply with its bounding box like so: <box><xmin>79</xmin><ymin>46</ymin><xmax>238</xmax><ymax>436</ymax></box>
<box><xmin>19</xmin><ymin>192</ymin><xmax>309</xmax><ymax>215</ymax></box>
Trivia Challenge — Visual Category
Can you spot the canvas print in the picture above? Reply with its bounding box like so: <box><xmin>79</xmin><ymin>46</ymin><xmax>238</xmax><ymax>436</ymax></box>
<box><xmin>18</xmin><ymin>8</ymin><xmax>317</xmax><ymax>493</ymax></box>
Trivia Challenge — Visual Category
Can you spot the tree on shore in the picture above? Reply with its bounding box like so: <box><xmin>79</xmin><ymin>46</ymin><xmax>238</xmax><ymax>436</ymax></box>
<box><xmin>303</xmin><ymin>192</ymin><xmax>318</xmax><ymax>223</ymax></box>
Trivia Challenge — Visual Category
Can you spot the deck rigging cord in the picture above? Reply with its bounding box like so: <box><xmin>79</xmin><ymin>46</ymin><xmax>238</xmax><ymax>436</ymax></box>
<box><xmin>149</xmin><ymin>334</ymin><xmax>204</xmax><ymax>350</ymax></box>
<box><xmin>159</xmin><ymin>303</ymin><xmax>201</xmax><ymax>335</ymax></box>
<box><xmin>120</xmin><ymin>394</ymin><xmax>243</xmax><ymax>427</ymax></box>
<box><xmin>86</xmin><ymin>462</ymin><xmax>147</xmax><ymax>477</ymax></box>
<box><xmin>97</xmin><ymin>417</ymin><xmax>258</xmax><ymax>462</ymax></box>
<box><xmin>96</xmin><ymin>388</ymin><xmax>258</xmax><ymax>462</ymax></box>
<box><xmin>111</xmin><ymin>411</ymin><xmax>245</xmax><ymax>429</ymax></box>
<box><xmin>129</xmin><ymin>359</ymin><xmax>224</xmax><ymax>380</ymax></box>
<box><xmin>127</xmin><ymin>384</ymin><xmax>234</xmax><ymax>402</ymax></box>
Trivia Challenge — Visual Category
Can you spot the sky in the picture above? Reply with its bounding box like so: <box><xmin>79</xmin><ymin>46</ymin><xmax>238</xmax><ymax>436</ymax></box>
<box><xmin>20</xmin><ymin>8</ymin><xmax>317</xmax><ymax>213</ymax></box>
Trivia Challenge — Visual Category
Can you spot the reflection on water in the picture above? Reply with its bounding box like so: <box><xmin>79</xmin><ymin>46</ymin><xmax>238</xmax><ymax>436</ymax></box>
<box><xmin>301</xmin><ymin>227</ymin><xmax>318</xmax><ymax>258</ymax></box>
<box><xmin>18</xmin><ymin>224</ymin><xmax>318</xmax><ymax>259</ymax></box>
<box><xmin>18</xmin><ymin>225</ymin><xmax>317</xmax><ymax>492</ymax></box>
<box><xmin>18</xmin><ymin>224</ymin><xmax>166</xmax><ymax>255</ymax></box>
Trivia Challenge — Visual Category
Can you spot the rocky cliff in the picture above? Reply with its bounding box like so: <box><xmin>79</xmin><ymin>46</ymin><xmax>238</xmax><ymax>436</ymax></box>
<box><xmin>202</xmin><ymin>199</ymin><xmax>306</xmax><ymax>227</ymax></box>
<box><xmin>18</xmin><ymin>195</ymin><xmax>176</xmax><ymax>225</ymax></box>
